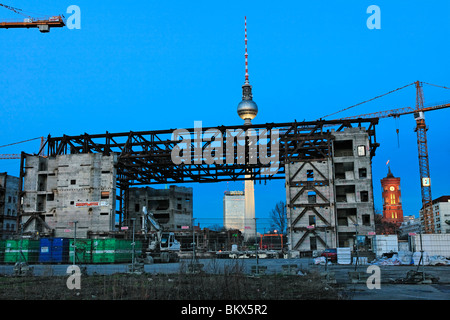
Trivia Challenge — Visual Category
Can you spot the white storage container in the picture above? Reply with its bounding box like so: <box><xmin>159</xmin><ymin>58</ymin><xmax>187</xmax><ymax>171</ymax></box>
<box><xmin>372</xmin><ymin>235</ymin><xmax>398</xmax><ymax>258</ymax></box>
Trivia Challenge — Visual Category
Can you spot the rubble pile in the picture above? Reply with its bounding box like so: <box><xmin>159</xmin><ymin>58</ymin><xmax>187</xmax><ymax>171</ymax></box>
<box><xmin>370</xmin><ymin>251</ymin><xmax>450</xmax><ymax>266</ymax></box>
<box><xmin>313</xmin><ymin>250</ymin><xmax>450</xmax><ymax>266</ymax></box>
<box><xmin>392</xmin><ymin>270</ymin><xmax>440</xmax><ymax>284</ymax></box>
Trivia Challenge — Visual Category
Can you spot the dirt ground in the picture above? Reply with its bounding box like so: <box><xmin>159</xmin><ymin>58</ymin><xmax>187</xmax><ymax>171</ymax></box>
<box><xmin>0</xmin><ymin>272</ymin><xmax>345</xmax><ymax>300</ymax></box>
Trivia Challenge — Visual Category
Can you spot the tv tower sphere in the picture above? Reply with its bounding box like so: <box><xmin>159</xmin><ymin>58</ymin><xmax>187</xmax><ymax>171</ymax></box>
<box><xmin>237</xmin><ymin>98</ymin><xmax>258</xmax><ymax>122</ymax></box>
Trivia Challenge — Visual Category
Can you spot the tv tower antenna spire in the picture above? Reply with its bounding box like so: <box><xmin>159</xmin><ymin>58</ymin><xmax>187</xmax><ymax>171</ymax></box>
<box><xmin>245</xmin><ymin>16</ymin><xmax>249</xmax><ymax>84</ymax></box>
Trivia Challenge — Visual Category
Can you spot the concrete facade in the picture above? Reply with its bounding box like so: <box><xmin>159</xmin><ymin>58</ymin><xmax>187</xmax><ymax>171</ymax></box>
<box><xmin>286</xmin><ymin>127</ymin><xmax>376</xmax><ymax>252</ymax></box>
<box><xmin>127</xmin><ymin>185</ymin><xmax>193</xmax><ymax>231</ymax></box>
<box><xmin>286</xmin><ymin>158</ymin><xmax>336</xmax><ymax>252</ymax></box>
<box><xmin>0</xmin><ymin>173</ymin><xmax>20</xmax><ymax>239</ymax></box>
<box><xmin>21</xmin><ymin>154</ymin><xmax>117</xmax><ymax>238</ymax></box>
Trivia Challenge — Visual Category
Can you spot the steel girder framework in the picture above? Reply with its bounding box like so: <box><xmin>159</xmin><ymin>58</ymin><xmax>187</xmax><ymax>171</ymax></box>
<box><xmin>38</xmin><ymin>118</ymin><xmax>379</xmax><ymax>188</ymax></box>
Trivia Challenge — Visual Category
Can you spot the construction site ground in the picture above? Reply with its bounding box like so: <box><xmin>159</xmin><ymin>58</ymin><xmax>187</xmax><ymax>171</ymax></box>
<box><xmin>0</xmin><ymin>258</ymin><xmax>449</xmax><ymax>300</ymax></box>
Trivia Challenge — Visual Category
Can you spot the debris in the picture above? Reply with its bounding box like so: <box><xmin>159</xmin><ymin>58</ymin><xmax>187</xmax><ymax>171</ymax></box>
<box><xmin>392</xmin><ymin>270</ymin><xmax>439</xmax><ymax>284</ymax></box>
<box><xmin>397</xmin><ymin>251</ymin><xmax>413</xmax><ymax>265</ymax></box>
<box><xmin>370</xmin><ymin>250</ymin><xmax>450</xmax><ymax>266</ymax></box>
<box><xmin>13</xmin><ymin>262</ymin><xmax>33</xmax><ymax>276</ymax></box>
<box><xmin>352</xmin><ymin>256</ymin><xmax>368</xmax><ymax>265</ymax></box>
<box><xmin>372</xmin><ymin>255</ymin><xmax>402</xmax><ymax>266</ymax></box>
<box><xmin>412</xmin><ymin>251</ymin><xmax>429</xmax><ymax>265</ymax></box>
<box><xmin>429</xmin><ymin>255</ymin><xmax>450</xmax><ymax>266</ymax></box>
<box><xmin>314</xmin><ymin>256</ymin><xmax>326</xmax><ymax>265</ymax></box>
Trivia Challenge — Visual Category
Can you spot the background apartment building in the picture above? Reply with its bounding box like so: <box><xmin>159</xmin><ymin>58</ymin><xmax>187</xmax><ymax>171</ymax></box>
<box><xmin>0</xmin><ymin>173</ymin><xmax>20</xmax><ymax>239</ymax></box>
<box><xmin>420</xmin><ymin>195</ymin><xmax>450</xmax><ymax>234</ymax></box>
<box><xmin>223</xmin><ymin>191</ymin><xmax>245</xmax><ymax>232</ymax></box>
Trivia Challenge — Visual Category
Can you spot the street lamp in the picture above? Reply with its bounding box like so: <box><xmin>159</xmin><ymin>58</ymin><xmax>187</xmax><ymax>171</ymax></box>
<box><xmin>131</xmin><ymin>218</ymin><xmax>136</xmax><ymax>272</ymax></box>
<box><xmin>255</xmin><ymin>217</ymin><xmax>259</xmax><ymax>273</ymax></box>
<box><xmin>192</xmin><ymin>218</ymin><xmax>196</xmax><ymax>263</ymax></box>
<box><xmin>72</xmin><ymin>221</ymin><xmax>78</xmax><ymax>266</ymax></box>
<box><xmin>418</xmin><ymin>226</ymin><xmax>425</xmax><ymax>281</ymax></box>
<box><xmin>354</xmin><ymin>223</ymin><xmax>359</xmax><ymax>271</ymax></box>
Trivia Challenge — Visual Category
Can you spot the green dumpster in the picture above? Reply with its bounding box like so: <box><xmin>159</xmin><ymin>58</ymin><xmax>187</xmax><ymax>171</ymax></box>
<box><xmin>4</xmin><ymin>239</ymin><xmax>40</xmax><ymax>263</ymax></box>
<box><xmin>69</xmin><ymin>239</ymin><xmax>93</xmax><ymax>264</ymax></box>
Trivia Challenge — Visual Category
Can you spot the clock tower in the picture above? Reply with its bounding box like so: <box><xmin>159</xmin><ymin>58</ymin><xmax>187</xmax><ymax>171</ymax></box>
<box><xmin>381</xmin><ymin>166</ymin><xmax>404</xmax><ymax>225</ymax></box>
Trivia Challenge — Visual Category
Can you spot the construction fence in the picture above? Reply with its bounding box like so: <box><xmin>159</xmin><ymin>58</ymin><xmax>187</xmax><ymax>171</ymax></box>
<box><xmin>348</xmin><ymin>233</ymin><xmax>450</xmax><ymax>266</ymax></box>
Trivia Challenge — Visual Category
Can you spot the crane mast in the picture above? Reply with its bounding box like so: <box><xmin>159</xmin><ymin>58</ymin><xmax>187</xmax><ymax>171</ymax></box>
<box><xmin>414</xmin><ymin>81</ymin><xmax>434</xmax><ymax>233</ymax></box>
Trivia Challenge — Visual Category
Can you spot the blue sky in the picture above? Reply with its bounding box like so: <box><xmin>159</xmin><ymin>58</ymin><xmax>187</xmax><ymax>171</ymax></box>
<box><xmin>0</xmin><ymin>1</ymin><xmax>449</xmax><ymax>232</ymax></box>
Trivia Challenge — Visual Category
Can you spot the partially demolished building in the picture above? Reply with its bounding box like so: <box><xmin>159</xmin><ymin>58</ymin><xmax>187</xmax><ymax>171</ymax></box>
<box><xmin>17</xmin><ymin>118</ymin><xmax>379</xmax><ymax>251</ymax></box>
<box><xmin>20</xmin><ymin>153</ymin><xmax>117</xmax><ymax>238</ymax></box>
<box><xmin>127</xmin><ymin>185</ymin><xmax>193</xmax><ymax>231</ymax></box>
<box><xmin>19</xmin><ymin>153</ymin><xmax>193</xmax><ymax>238</ymax></box>
<box><xmin>286</xmin><ymin>127</ymin><xmax>376</xmax><ymax>252</ymax></box>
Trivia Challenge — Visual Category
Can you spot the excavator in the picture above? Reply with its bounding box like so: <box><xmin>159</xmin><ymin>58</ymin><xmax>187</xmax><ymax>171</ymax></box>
<box><xmin>139</xmin><ymin>206</ymin><xmax>180</xmax><ymax>263</ymax></box>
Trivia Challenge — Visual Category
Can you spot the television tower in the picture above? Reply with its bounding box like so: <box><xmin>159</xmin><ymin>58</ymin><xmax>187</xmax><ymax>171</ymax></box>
<box><xmin>237</xmin><ymin>16</ymin><xmax>258</xmax><ymax>124</ymax></box>
<box><xmin>237</xmin><ymin>16</ymin><xmax>258</xmax><ymax>241</ymax></box>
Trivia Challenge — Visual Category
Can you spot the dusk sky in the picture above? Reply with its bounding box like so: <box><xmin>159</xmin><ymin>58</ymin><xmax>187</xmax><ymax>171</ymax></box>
<box><xmin>0</xmin><ymin>1</ymin><xmax>449</xmax><ymax>232</ymax></box>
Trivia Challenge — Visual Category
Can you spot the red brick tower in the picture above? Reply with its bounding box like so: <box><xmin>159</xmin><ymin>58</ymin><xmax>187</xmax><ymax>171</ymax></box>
<box><xmin>381</xmin><ymin>166</ymin><xmax>404</xmax><ymax>225</ymax></box>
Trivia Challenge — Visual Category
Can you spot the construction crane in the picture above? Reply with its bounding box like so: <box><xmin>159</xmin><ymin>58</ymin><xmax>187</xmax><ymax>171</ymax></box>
<box><xmin>0</xmin><ymin>154</ymin><xmax>20</xmax><ymax>159</ymax></box>
<box><xmin>329</xmin><ymin>81</ymin><xmax>450</xmax><ymax>234</ymax></box>
<box><xmin>0</xmin><ymin>3</ymin><xmax>65</xmax><ymax>33</ymax></box>
<box><xmin>0</xmin><ymin>137</ymin><xmax>46</xmax><ymax>159</ymax></box>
